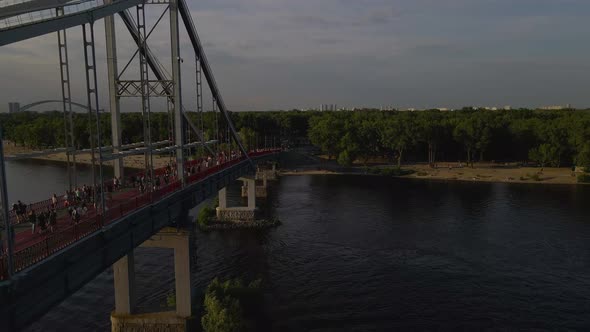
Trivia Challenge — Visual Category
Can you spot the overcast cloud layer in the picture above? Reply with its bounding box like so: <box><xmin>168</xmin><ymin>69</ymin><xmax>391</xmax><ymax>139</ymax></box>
<box><xmin>1</xmin><ymin>0</ymin><xmax>590</xmax><ymax>112</ymax></box>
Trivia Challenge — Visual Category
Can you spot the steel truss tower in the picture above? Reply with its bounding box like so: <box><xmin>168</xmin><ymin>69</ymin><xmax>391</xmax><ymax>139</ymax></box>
<box><xmin>82</xmin><ymin>22</ymin><xmax>106</xmax><ymax>215</ymax></box>
<box><xmin>56</xmin><ymin>6</ymin><xmax>77</xmax><ymax>190</ymax></box>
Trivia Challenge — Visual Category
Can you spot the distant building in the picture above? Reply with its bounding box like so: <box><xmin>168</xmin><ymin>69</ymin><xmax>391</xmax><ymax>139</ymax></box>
<box><xmin>540</xmin><ymin>105</ymin><xmax>572</xmax><ymax>110</ymax></box>
<box><xmin>8</xmin><ymin>102</ymin><xmax>20</xmax><ymax>113</ymax></box>
<box><xmin>319</xmin><ymin>104</ymin><xmax>338</xmax><ymax>111</ymax></box>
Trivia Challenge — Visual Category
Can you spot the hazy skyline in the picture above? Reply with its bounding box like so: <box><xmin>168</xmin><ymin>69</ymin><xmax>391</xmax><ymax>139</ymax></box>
<box><xmin>1</xmin><ymin>0</ymin><xmax>590</xmax><ymax>112</ymax></box>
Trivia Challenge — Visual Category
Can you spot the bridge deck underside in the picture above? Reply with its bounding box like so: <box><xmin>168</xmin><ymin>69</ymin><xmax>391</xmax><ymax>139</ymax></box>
<box><xmin>0</xmin><ymin>152</ymin><xmax>280</xmax><ymax>331</ymax></box>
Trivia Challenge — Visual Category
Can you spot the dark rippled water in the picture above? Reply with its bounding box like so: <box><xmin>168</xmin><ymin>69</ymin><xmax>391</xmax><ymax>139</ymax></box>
<box><xmin>8</xmin><ymin>161</ymin><xmax>590</xmax><ymax>331</ymax></box>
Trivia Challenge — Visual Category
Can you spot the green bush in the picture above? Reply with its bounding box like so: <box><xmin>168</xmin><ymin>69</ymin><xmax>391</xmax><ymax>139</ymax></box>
<box><xmin>530</xmin><ymin>173</ymin><xmax>542</xmax><ymax>181</ymax></box>
<box><xmin>202</xmin><ymin>294</ymin><xmax>244</xmax><ymax>332</ymax></box>
<box><xmin>166</xmin><ymin>293</ymin><xmax>176</xmax><ymax>307</ymax></box>
<box><xmin>337</xmin><ymin>150</ymin><xmax>353</xmax><ymax>166</ymax></box>
<box><xmin>201</xmin><ymin>278</ymin><xmax>262</xmax><ymax>332</ymax></box>
<box><xmin>578</xmin><ymin>173</ymin><xmax>590</xmax><ymax>183</ymax></box>
<box><xmin>198</xmin><ymin>206</ymin><xmax>215</xmax><ymax>228</ymax></box>
<box><xmin>524</xmin><ymin>173</ymin><xmax>542</xmax><ymax>181</ymax></box>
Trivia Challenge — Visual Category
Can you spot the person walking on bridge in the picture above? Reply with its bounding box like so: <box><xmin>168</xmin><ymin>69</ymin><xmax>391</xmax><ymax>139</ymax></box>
<box><xmin>51</xmin><ymin>193</ymin><xmax>58</xmax><ymax>209</ymax></box>
<box><xmin>12</xmin><ymin>203</ymin><xmax>21</xmax><ymax>223</ymax></box>
<box><xmin>49</xmin><ymin>208</ymin><xmax>57</xmax><ymax>232</ymax></box>
<box><xmin>28</xmin><ymin>206</ymin><xmax>37</xmax><ymax>235</ymax></box>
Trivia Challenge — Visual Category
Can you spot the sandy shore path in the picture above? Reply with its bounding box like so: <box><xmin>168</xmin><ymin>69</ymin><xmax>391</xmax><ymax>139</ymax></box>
<box><xmin>3</xmin><ymin>140</ymin><xmax>173</xmax><ymax>170</ymax></box>
<box><xmin>281</xmin><ymin>163</ymin><xmax>584</xmax><ymax>185</ymax></box>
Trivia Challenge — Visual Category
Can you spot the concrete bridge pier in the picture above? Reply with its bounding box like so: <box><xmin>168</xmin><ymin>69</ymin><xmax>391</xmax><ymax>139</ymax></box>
<box><xmin>242</xmin><ymin>173</ymin><xmax>268</xmax><ymax>198</ymax></box>
<box><xmin>110</xmin><ymin>227</ymin><xmax>196</xmax><ymax>332</ymax></box>
<box><xmin>255</xmin><ymin>163</ymin><xmax>278</xmax><ymax>181</ymax></box>
<box><xmin>216</xmin><ymin>178</ymin><xmax>255</xmax><ymax>222</ymax></box>
<box><xmin>113</xmin><ymin>252</ymin><xmax>136</xmax><ymax>315</ymax></box>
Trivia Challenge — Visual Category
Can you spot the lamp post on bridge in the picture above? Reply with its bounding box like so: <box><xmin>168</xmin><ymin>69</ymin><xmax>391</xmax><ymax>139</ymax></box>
<box><xmin>0</xmin><ymin>128</ymin><xmax>15</xmax><ymax>278</ymax></box>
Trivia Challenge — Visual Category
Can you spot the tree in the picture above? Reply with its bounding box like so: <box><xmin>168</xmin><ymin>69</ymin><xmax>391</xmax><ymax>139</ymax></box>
<box><xmin>201</xmin><ymin>278</ymin><xmax>262</xmax><ymax>332</ymax></box>
<box><xmin>380</xmin><ymin>115</ymin><xmax>416</xmax><ymax>167</ymax></box>
<box><xmin>202</xmin><ymin>293</ymin><xmax>245</xmax><ymax>332</ymax></box>
<box><xmin>453</xmin><ymin>118</ymin><xmax>477</xmax><ymax>167</ymax></box>
<box><xmin>575</xmin><ymin>143</ymin><xmax>590</xmax><ymax>170</ymax></box>
<box><xmin>416</xmin><ymin>112</ymin><xmax>446</xmax><ymax>166</ymax></box>
<box><xmin>528</xmin><ymin>144</ymin><xmax>559</xmax><ymax>168</ymax></box>
<box><xmin>509</xmin><ymin>118</ymin><xmax>540</xmax><ymax>163</ymax></box>
<box><xmin>355</xmin><ymin>113</ymin><xmax>382</xmax><ymax>165</ymax></box>
<box><xmin>239</xmin><ymin>127</ymin><xmax>256</xmax><ymax>151</ymax></box>
<box><xmin>337</xmin><ymin>122</ymin><xmax>360</xmax><ymax>166</ymax></box>
<box><xmin>337</xmin><ymin>150</ymin><xmax>353</xmax><ymax>166</ymax></box>
<box><xmin>453</xmin><ymin>114</ymin><xmax>493</xmax><ymax>167</ymax></box>
<box><xmin>308</xmin><ymin>113</ymin><xmax>344</xmax><ymax>160</ymax></box>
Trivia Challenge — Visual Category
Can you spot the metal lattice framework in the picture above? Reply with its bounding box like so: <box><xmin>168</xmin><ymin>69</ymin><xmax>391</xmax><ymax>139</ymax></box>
<box><xmin>116</xmin><ymin>80</ymin><xmax>174</xmax><ymax>97</ymax></box>
<box><xmin>0</xmin><ymin>0</ymin><xmax>257</xmax><ymax>281</ymax></box>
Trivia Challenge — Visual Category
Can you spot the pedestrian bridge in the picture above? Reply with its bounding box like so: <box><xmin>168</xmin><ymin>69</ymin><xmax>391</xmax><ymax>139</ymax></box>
<box><xmin>0</xmin><ymin>149</ymin><xmax>281</xmax><ymax>331</ymax></box>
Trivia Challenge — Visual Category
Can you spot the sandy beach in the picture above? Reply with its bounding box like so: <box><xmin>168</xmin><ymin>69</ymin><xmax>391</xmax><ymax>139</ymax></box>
<box><xmin>3</xmin><ymin>141</ymin><xmax>172</xmax><ymax>170</ymax></box>
<box><xmin>5</xmin><ymin>142</ymin><xmax>585</xmax><ymax>185</ymax></box>
<box><xmin>281</xmin><ymin>162</ymin><xmax>584</xmax><ymax>185</ymax></box>
<box><xmin>405</xmin><ymin>163</ymin><xmax>581</xmax><ymax>185</ymax></box>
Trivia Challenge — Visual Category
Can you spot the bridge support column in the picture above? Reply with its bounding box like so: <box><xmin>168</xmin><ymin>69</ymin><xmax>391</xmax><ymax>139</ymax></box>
<box><xmin>247</xmin><ymin>178</ymin><xmax>256</xmax><ymax>208</ymax></box>
<box><xmin>218</xmin><ymin>187</ymin><xmax>227</xmax><ymax>209</ymax></box>
<box><xmin>170</xmin><ymin>0</ymin><xmax>185</xmax><ymax>186</ymax></box>
<box><xmin>142</xmin><ymin>227</ymin><xmax>193</xmax><ymax>317</ymax></box>
<box><xmin>243</xmin><ymin>175</ymin><xmax>267</xmax><ymax>198</ymax></box>
<box><xmin>217</xmin><ymin>178</ymin><xmax>255</xmax><ymax>222</ymax></box>
<box><xmin>113</xmin><ymin>252</ymin><xmax>136</xmax><ymax>315</ymax></box>
<box><xmin>111</xmin><ymin>228</ymin><xmax>195</xmax><ymax>332</ymax></box>
<box><xmin>104</xmin><ymin>0</ymin><xmax>123</xmax><ymax>179</ymax></box>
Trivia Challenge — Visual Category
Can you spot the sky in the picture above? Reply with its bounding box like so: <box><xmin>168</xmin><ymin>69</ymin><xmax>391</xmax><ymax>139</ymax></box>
<box><xmin>1</xmin><ymin>0</ymin><xmax>590</xmax><ymax>112</ymax></box>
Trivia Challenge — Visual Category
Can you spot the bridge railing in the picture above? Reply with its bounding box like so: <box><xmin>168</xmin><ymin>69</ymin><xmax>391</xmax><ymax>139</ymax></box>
<box><xmin>0</xmin><ymin>149</ymin><xmax>280</xmax><ymax>279</ymax></box>
<box><xmin>8</xmin><ymin>158</ymin><xmax>174</xmax><ymax>226</ymax></box>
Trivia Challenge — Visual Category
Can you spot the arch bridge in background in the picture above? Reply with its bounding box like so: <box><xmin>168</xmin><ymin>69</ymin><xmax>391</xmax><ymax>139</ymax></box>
<box><xmin>11</xmin><ymin>100</ymin><xmax>92</xmax><ymax>113</ymax></box>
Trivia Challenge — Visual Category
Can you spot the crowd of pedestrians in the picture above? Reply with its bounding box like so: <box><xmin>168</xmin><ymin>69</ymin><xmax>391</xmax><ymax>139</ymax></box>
<box><xmin>9</xmin><ymin>151</ymin><xmax>250</xmax><ymax>238</ymax></box>
<box><xmin>13</xmin><ymin>203</ymin><xmax>58</xmax><ymax>235</ymax></box>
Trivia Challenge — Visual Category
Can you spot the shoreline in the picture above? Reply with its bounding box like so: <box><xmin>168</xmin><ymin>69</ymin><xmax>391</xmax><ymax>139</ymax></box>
<box><xmin>5</xmin><ymin>143</ymin><xmax>586</xmax><ymax>186</ymax></box>
<box><xmin>280</xmin><ymin>165</ymin><xmax>588</xmax><ymax>186</ymax></box>
<box><xmin>3</xmin><ymin>141</ymin><xmax>173</xmax><ymax>170</ymax></box>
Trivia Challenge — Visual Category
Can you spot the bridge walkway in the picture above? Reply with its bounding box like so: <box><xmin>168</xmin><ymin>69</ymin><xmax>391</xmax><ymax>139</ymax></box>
<box><xmin>0</xmin><ymin>149</ymin><xmax>278</xmax><ymax>279</ymax></box>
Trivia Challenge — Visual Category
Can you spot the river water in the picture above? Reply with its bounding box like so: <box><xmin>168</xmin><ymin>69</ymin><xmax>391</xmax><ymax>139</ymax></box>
<box><xmin>6</xmin><ymin>161</ymin><xmax>590</xmax><ymax>331</ymax></box>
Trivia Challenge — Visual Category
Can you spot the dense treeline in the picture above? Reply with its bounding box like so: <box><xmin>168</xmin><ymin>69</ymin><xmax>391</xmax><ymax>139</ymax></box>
<box><xmin>0</xmin><ymin>110</ymin><xmax>311</xmax><ymax>151</ymax></box>
<box><xmin>1</xmin><ymin>108</ymin><xmax>589</xmax><ymax>169</ymax></box>
<box><xmin>308</xmin><ymin>109</ymin><xmax>590</xmax><ymax>168</ymax></box>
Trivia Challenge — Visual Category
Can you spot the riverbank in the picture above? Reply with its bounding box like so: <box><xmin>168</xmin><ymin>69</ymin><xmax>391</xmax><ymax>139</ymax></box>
<box><xmin>278</xmin><ymin>149</ymin><xmax>587</xmax><ymax>185</ymax></box>
<box><xmin>3</xmin><ymin>140</ymin><xmax>172</xmax><ymax>170</ymax></box>
<box><xmin>407</xmin><ymin>163</ymin><xmax>582</xmax><ymax>185</ymax></box>
<box><xmin>281</xmin><ymin>164</ymin><xmax>585</xmax><ymax>185</ymax></box>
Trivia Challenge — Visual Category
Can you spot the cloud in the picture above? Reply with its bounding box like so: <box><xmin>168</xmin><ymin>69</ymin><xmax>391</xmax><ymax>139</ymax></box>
<box><xmin>1</xmin><ymin>0</ymin><xmax>590</xmax><ymax>112</ymax></box>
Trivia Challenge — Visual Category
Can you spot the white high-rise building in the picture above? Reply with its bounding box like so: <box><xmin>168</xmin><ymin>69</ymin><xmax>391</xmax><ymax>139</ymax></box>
<box><xmin>8</xmin><ymin>102</ymin><xmax>20</xmax><ymax>113</ymax></box>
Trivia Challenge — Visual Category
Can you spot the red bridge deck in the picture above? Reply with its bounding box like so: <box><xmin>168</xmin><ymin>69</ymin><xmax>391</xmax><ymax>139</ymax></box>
<box><xmin>0</xmin><ymin>150</ymin><xmax>278</xmax><ymax>280</ymax></box>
